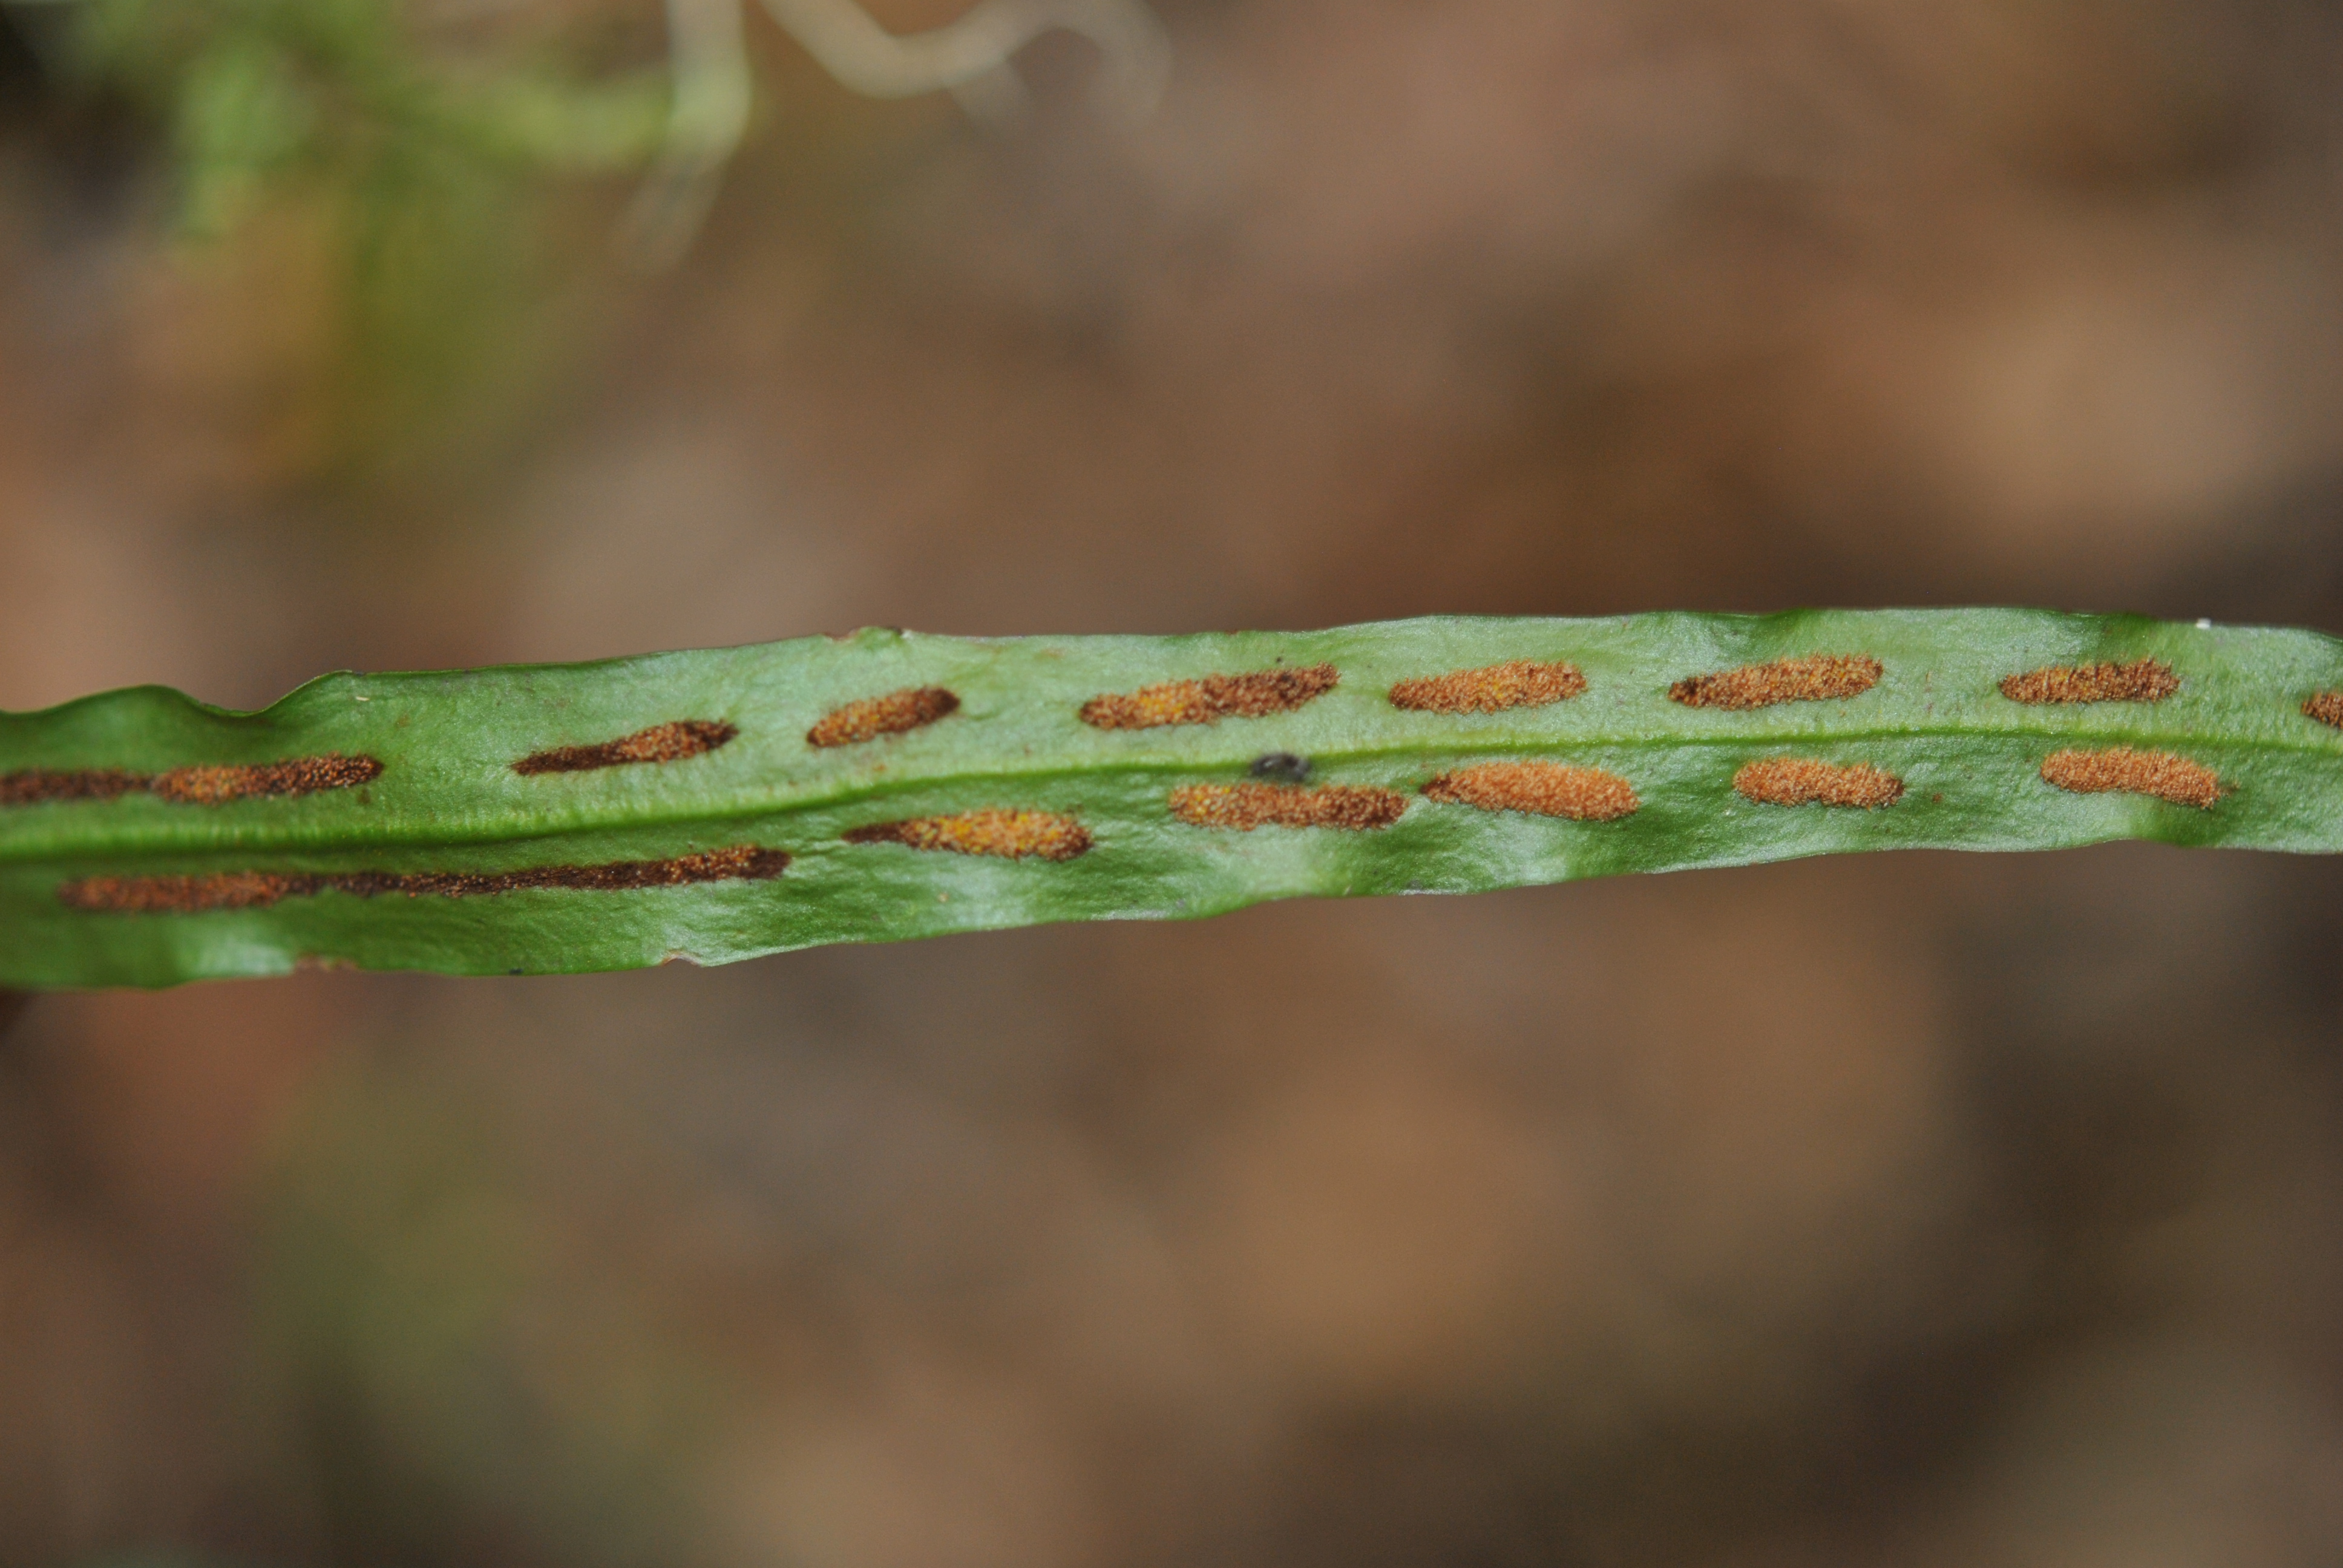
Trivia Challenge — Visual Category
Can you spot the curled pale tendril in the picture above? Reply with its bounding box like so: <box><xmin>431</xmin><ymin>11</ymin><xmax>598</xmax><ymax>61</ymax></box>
<box><xmin>627</xmin><ymin>0</ymin><xmax>1168</xmax><ymax>263</ymax></box>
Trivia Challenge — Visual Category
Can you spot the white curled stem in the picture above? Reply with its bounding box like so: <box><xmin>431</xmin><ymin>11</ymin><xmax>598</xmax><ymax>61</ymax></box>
<box><xmin>628</xmin><ymin>0</ymin><xmax>1167</xmax><ymax>263</ymax></box>
<box><xmin>621</xmin><ymin>0</ymin><xmax>755</xmax><ymax>266</ymax></box>
<box><xmin>759</xmin><ymin>0</ymin><xmax>1168</xmax><ymax>121</ymax></box>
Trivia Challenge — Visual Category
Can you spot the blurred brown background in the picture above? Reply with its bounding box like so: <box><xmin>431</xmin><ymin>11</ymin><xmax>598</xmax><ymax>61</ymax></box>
<box><xmin>6</xmin><ymin>2</ymin><xmax>2343</xmax><ymax>1564</ymax></box>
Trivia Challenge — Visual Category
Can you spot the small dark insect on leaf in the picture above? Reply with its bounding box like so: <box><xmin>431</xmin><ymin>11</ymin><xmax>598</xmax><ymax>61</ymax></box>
<box><xmin>1249</xmin><ymin>752</ymin><xmax>1312</xmax><ymax>783</ymax></box>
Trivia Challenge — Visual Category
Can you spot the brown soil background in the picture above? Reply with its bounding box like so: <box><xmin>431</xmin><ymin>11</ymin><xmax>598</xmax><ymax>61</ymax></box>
<box><xmin>6</xmin><ymin>3</ymin><xmax>2343</xmax><ymax>1565</ymax></box>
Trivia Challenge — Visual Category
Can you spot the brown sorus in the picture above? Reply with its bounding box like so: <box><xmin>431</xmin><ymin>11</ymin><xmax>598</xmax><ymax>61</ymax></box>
<box><xmin>1668</xmin><ymin>654</ymin><xmax>1883</xmax><ymax>710</ymax></box>
<box><xmin>4</xmin><ymin>754</ymin><xmax>381</xmax><ymax>808</ymax></box>
<box><xmin>1422</xmin><ymin>761</ymin><xmax>1638</xmax><ymax>821</ymax></box>
<box><xmin>2040</xmin><ymin>747</ymin><xmax>2222</xmax><ymax>809</ymax></box>
<box><xmin>514</xmin><ymin>720</ymin><xmax>738</xmax><ymax>774</ymax></box>
<box><xmin>843</xmin><ymin>809</ymin><xmax>1091</xmax><ymax>860</ymax></box>
<box><xmin>1167</xmin><ymin>783</ymin><xmax>1407</xmax><ymax>831</ymax></box>
<box><xmin>1733</xmin><ymin>758</ymin><xmax>1905</xmax><ymax>809</ymax></box>
<box><xmin>149</xmin><ymin>753</ymin><xmax>384</xmax><ymax>803</ymax></box>
<box><xmin>58</xmin><ymin>871</ymin><xmax>324</xmax><ymax>913</ymax></box>
<box><xmin>1389</xmin><ymin>660</ymin><xmax>1586</xmax><ymax>714</ymax></box>
<box><xmin>57</xmin><ymin>844</ymin><xmax>788</xmax><ymax>915</ymax></box>
<box><xmin>1080</xmin><ymin>665</ymin><xmax>1339</xmax><ymax>730</ymax></box>
<box><xmin>805</xmin><ymin>688</ymin><xmax>960</xmax><ymax>748</ymax></box>
<box><xmin>0</xmin><ymin>769</ymin><xmax>144</xmax><ymax>807</ymax></box>
<box><xmin>1999</xmin><ymin>659</ymin><xmax>2179</xmax><ymax>704</ymax></box>
<box><xmin>2303</xmin><ymin>691</ymin><xmax>2343</xmax><ymax>730</ymax></box>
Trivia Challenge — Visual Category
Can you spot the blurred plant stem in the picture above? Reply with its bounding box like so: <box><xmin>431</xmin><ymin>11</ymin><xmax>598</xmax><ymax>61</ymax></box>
<box><xmin>60</xmin><ymin>1</ymin><xmax>671</xmax><ymax>234</ymax></box>
<box><xmin>2</xmin><ymin>0</ymin><xmax>1166</xmax><ymax>485</ymax></box>
<box><xmin>5</xmin><ymin>1</ymin><xmax>671</xmax><ymax>484</ymax></box>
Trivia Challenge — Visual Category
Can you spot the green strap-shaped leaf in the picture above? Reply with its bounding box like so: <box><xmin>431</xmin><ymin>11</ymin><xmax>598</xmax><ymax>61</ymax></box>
<box><xmin>6</xmin><ymin>609</ymin><xmax>2343</xmax><ymax>989</ymax></box>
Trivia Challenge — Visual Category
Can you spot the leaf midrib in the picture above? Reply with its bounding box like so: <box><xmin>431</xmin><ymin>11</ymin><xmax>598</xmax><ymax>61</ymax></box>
<box><xmin>4</xmin><ymin>717</ymin><xmax>2336</xmax><ymax>865</ymax></box>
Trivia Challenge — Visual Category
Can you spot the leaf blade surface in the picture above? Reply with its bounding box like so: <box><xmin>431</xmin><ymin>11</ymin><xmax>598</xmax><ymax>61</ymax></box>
<box><xmin>7</xmin><ymin>610</ymin><xmax>2342</xmax><ymax>988</ymax></box>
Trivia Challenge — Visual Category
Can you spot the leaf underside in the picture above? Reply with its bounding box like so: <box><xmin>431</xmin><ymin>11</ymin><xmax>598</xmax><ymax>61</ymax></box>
<box><xmin>6</xmin><ymin>609</ymin><xmax>2343</xmax><ymax>990</ymax></box>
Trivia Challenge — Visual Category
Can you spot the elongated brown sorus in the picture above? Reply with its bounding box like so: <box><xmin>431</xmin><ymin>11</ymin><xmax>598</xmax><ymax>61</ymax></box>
<box><xmin>1999</xmin><ymin>659</ymin><xmax>2178</xmax><ymax>704</ymax></box>
<box><xmin>2040</xmin><ymin>747</ymin><xmax>2222</xmax><ymax>809</ymax></box>
<box><xmin>1421</xmin><ymin>761</ymin><xmax>1637</xmax><ymax>820</ymax></box>
<box><xmin>1080</xmin><ymin>665</ymin><xmax>1338</xmax><ymax>730</ymax></box>
<box><xmin>3</xmin><ymin>754</ymin><xmax>382</xmax><ymax>808</ymax></box>
<box><xmin>1389</xmin><ymin>660</ymin><xmax>1586</xmax><ymax>714</ymax></box>
<box><xmin>0</xmin><ymin>769</ymin><xmax>145</xmax><ymax>807</ymax></box>
<box><xmin>1733</xmin><ymin>758</ymin><xmax>1904</xmax><ymax>809</ymax></box>
<box><xmin>806</xmin><ymin>688</ymin><xmax>960</xmax><ymax>748</ymax></box>
<box><xmin>57</xmin><ymin>845</ymin><xmax>789</xmax><ymax>915</ymax></box>
<box><xmin>842</xmin><ymin>809</ymin><xmax>1091</xmax><ymax>860</ymax></box>
<box><xmin>61</xmin><ymin>871</ymin><xmax>320</xmax><ymax>913</ymax></box>
<box><xmin>513</xmin><ymin>720</ymin><xmax>737</xmax><ymax>774</ymax></box>
<box><xmin>1167</xmin><ymin>783</ymin><xmax>1407</xmax><ymax>831</ymax></box>
<box><xmin>2303</xmin><ymin>691</ymin><xmax>2343</xmax><ymax>730</ymax></box>
<box><xmin>1668</xmin><ymin>654</ymin><xmax>1882</xmax><ymax>710</ymax></box>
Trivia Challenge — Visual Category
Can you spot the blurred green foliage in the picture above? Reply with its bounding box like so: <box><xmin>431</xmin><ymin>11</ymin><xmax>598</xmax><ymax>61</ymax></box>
<box><xmin>63</xmin><ymin>0</ymin><xmax>669</xmax><ymax>231</ymax></box>
<box><xmin>252</xmin><ymin>1056</ymin><xmax>721</xmax><ymax>1564</ymax></box>
<box><xmin>37</xmin><ymin>0</ymin><xmax>681</xmax><ymax>478</ymax></box>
